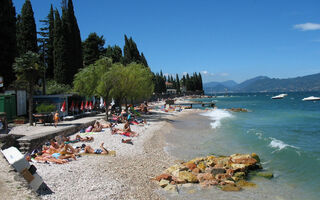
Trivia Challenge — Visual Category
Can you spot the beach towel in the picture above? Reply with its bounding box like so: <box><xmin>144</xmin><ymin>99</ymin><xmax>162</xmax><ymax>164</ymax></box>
<box><xmin>80</xmin><ymin>150</ymin><xmax>116</xmax><ymax>156</ymax></box>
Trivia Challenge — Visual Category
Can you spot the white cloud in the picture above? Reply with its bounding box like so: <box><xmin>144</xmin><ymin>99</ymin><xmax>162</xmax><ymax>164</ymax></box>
<box><xmin>182</xmin><ymin>72</ymin><xmax>188</xmax><ymax>75</ymax></box>
<box><xmin>200</xmin><ymin>70</ymin><xmax>214</xmax><ymax>76</ymax></box>
<box><xmin>294</xmin><ymin>23</ymin><xmax>320</xmax><ymax>31</ymax></box>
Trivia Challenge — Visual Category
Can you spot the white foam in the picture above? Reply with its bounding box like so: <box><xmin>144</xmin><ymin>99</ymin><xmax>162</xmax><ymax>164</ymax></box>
<box><xmin>201</xmin><ymin>109</ymin><xmax>233</xmax><ymax>129</ymax></box>
<box><xmin>269</xmin><ymin>137</ymin><xmax>299</xmax><ymax>151</ymax></box>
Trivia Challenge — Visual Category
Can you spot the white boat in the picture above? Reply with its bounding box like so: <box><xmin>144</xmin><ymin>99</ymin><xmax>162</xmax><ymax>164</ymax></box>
<box><xmin>302</xmin><ymin>96</ymin><xmax>320</xmax><ymax>101</ymax></box>
<box><xmin>271</xmin><ymin>94</ymin><xmax>288</xmax><ymax>99</ymax></box>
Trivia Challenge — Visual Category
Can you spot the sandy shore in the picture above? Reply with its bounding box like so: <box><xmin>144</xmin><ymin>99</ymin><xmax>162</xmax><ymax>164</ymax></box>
<box><xmin>32</xmin><ymin>109</ymin><xmax>200</xmax><ymax>200</ymax></box>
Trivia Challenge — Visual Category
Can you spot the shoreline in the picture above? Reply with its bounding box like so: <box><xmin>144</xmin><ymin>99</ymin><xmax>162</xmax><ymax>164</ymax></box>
<box><xmin>33</xmin><ymin>109</ymin><xmax>202</xmax><ymax>200</ymax></box>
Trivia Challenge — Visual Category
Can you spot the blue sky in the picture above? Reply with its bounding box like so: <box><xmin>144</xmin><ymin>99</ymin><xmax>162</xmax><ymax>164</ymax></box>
<box><xmin>13</xmin><ymin>0</ymin><xmax>320</xmax><ymax>83</ymax></box>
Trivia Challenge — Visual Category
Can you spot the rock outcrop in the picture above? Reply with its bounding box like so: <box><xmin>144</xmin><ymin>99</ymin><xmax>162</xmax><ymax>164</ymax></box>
<box><xmin>154</xmin><ymin>153</ymin><xmax>271</xmax><ymax>192</ymax></box>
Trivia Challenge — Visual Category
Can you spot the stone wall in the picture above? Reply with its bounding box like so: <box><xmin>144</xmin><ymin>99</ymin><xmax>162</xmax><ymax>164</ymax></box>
<box><xmin>0</xmin><ymin>134</ymin><xmax>24</xmax><ymax>150</ymax></box>
<box><xmin>17</xmin><ymin>120</ymin><xmax>96</xmax><ymax>154</ymax></box>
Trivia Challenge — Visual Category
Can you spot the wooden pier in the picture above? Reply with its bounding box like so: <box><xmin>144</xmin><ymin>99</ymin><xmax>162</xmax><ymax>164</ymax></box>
<box><xmin>173</xmin><ymin>102</ymin><xmax>215</xmax><ymax>108</ymax></box>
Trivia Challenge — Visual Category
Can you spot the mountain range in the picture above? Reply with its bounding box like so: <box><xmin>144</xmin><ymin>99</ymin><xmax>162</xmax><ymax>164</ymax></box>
<box><xmin>203</xmin><ymin>73</ymin><xmax>320</xmax><ymax>93</ymax></box>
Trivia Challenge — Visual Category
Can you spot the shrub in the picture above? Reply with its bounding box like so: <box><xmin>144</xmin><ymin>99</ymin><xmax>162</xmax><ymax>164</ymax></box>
<box><xmin>46</xmin><ymin>80</ymin><xmax>72</xmax><ymax>95</ymax></box>
<box><xmin>36</xmin><ymin>104</ymin><xmax>56</xmax><ymax>113</ymax></box>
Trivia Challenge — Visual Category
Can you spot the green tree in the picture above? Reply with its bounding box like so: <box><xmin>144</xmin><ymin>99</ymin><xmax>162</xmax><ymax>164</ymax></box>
<box><xmin>123</xmin><ymin>35</ymin><xmax>142</xmax><ymax>65</ymax></box>
<box><xmin>0</xmin><ymin>0</ymin><xmax>16</xmax><ymax>88</ymax></box>
<box><xmin>140</xmin><ymin>52</ymin><xmax>148</xmax><ymax>67</ymax></box>
<box><xmin>13</xmin><ymin>51</ymin><xmax>43</xmax><ymax>125</ymax></box>
<box><xmin>74</xmin><ymin>57</ymin><xmax>113</xmax><ymax>119</ymax></box>
<box><xmin>53</xmin><ymin>9</ymin><xmax>68</xmax><ymax>84</ymax></box>
<box><xmin>82</xmin><ymin>32</ymin><xmax>105</xmax><ymax>66</ymax></box>
<box><xmin>67</xmin><ymin>0</ymin><xmax>83</xmax><ymax>79</ymax></box>
<box><xmin>176</xmin><ymin>74</ymin><xmax>181</xmax><ymax>93</ymax></box>
<box><xmin>16</xmin><ymin>0</ymin><xmax>37</xmax><ymax>55</ymax></box>
<box><xmin>105</xmin><ymin>45</ymin><xmax>123</xmax><ymax>63</ymax></box>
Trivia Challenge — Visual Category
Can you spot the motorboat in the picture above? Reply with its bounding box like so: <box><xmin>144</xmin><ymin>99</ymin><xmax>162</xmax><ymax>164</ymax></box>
<box><xmin>302</xmin><ymin>96</ymin><xmax>320</xmax><ymax>101</ymax></box>
<box><xmin>271</xmin><ymin>94</ymin><xmax>288</xmax><ymax>99</ymax></box>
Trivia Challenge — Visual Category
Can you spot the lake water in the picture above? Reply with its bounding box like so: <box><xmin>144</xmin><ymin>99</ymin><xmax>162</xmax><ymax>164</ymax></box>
<box><xmin>164</xmin><ymin>92</ymin><xmax>320</xmax><ymax>200</ymax></box>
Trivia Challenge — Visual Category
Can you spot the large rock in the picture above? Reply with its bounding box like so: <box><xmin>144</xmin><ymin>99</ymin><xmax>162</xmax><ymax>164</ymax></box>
<box><xmin>178</xmin><ymin>171</ymin><xmax>198</xmax><ymax>183</ymax></box>
<box><xmin>236</xmin><ymin>180</ymin><xmax>256</xmax><ymax>187</ymax></box>
<box><xmin>165</xmin><ymin>164</ymin><xmax>188</xmax><ymax>174</ymax></box>
<box><xmin>231</xmin><ymin>154</ymin><xmax>257</xmax><ymax>166</ymax></box>
<box><xmin>211</xmin><ymin>168</ymin><xmax>226</xmax><ymax>175</ymax></box>
<box><xmin>159</xmin><ymin>179</ymin><xmax>170</xmax><ymax>188</ymax></box>
<box><xmin>197</xmin><ymin>173</ymin><xmax>214</xmax><ymax>183</ymax></box>
<box><xmin>185</xmin><ymin>162</ymin><xmax>197</xmax><ymax>170</ymax></box>
<box><xmin>230</xmin><ymin>163</ymin><xmax>247</xmax><ymax>171</ymax></box>
<box><xmin>197</xmin><ymin>162</ymin><xmax>206</xmax><ymax>172</ymax></box>
<box><xmin>154</xmin><ymin>173</ymin><xmax>172</xmax><ymax>181</ymax></box>
<box><xmin>221</xmin><ymin>184</ymin><xmax>241</xmax><ymax>191</ymax></box>
<box><xmin>164</xmin><ymin>184</ymin><xmax>178</xmax><ymax>192</ymax></box>
<box><xmin>189</xmin><ymin>157</ymin><xmax>206</xmax><ymax>164</ymax></box>
<box><xmin>251</xmin><ymin>153</ymin><xmax>260</xmax><ymax>163</ymax></box>
<box><xmin>256</xmin><ymin>172</ymin><xmax>273</xmax><ymax>179</ymax></box>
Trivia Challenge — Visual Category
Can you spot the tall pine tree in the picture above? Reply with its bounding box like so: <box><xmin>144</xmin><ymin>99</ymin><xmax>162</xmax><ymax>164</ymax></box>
<box><xmin>105</xmin><ymin>45</ymin><xmax>122</xmax><ymax>63</ymax></box>
<box><xmin>16</xmin><ymin>0</ymin><xmax>37</xmax><ymax>55</ymax></box>
<box><xmin>0</xmin><ymin>0</ymin><xmax>16</xmax><ymax>88</ymax></box>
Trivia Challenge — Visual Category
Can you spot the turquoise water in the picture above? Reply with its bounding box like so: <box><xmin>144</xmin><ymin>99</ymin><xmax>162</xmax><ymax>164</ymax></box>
<box><xmin>165</xmin><ymin>92</ymin><xmax>320</xmax><ymax>200</ymax></box>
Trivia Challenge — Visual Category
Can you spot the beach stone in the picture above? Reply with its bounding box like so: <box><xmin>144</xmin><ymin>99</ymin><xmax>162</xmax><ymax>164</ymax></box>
<box><xmin>189</xmin><ymin>157</ymin><xmax>205</xmax><ymax>164</ymax></box>
<box><xmin>225</xmin><ymin>180</ymin><xmax>235</xmax><ymax>185</ymax></box>
<box><xmin>221</xmin><ymin>184</ymin><xmax>241</xmax><ymax>191</ymax></box>
<box><xmin>256</xmin><ymin>172</ymin><xmax>273</xmax><ymax>179</ymax></box>
<box><xmin>197</xmin><ymin>173</ymin><xmax>214</xmax><ymax>183</ymax></box>
<box><xmin>185</xmin><ymin>162</ymin><xmax>197</xmax><ymax>170</ymax></box>
<box><xmin>211</xmin><ymin>168</ymin><xmax>226</xmax><ymax>175</ymax></box>
<box><xmin>178</xmin><ymin>171</ymin><xmax>198</xmax><ymax>183</ymax></box>
<box><xmin>165</xmin><ymin>164</ymin><xmax>187</xmax><ymax>174</ymax></box>
<box><xmin>214</xmin><ymin>157</ymin><xmax>230</xmax><ymax>168</ymax></box>
<box><xmin>197</xmin><ymin>162</ymin><xmax>206</xmax><ymax>172</ymax></box>
<box><xmin>172</xmin><ymin>169</ymin><xmax>180</xmax><ymax>178</ymax></box>
<box><xmin>182</xmin><ymin>183</ymin><xmax>193</xmax><ymax>188</ymax></box>
<box><xmin>159</xmin><ymin>179</ymin><xmax>170</xmax><ymax>188</ymax></box>
<box><xmin>215</xmin><ymin>173</ymin><xmax>230</xmax><ymax>181</ymax></box>
<box><xmin>172</xmin><ymin>176</ymin><xmax>186</xmax><ymax>184</ymax></box>
<box><xmin>230</xmin><ymin>163</ymin><xmax>247</xmax><ymax>171</ymax></box>
<box><xmin>231</xmin><ymin>176</ymin><xmax>239</xmax><ymax>182</ymax></box>
<box><xmin>155</xmin><ymin>173</ymin><xmax>172</xmax><ymax>181</ymax></box>
<box><xmin>234</xmin><ymin>172</ymin><xmax>246</xmax><ymax>179</ymax></box>
<box><xmin>251</xmin><ymin>153</ymin><xmax>260</xmax><ymax>163</ymax></box>
<box><xmin>236</xmin><ymin>180</ymin><xmax>256</xmax><ymax>187</ymax></box>
<box><xmin>206</xmin><ymin>159</ymin><xmax>215</xmax><ymax>167</ymax></box>
<box><xmin>164</xmin><ymin>184</ymin><xmax>177</xmax><ymax>192</ymax></box>
<box><xmin>192</xmin><ymin>167</ymin><xmax>201</xmax><ymax>174</ymax></box>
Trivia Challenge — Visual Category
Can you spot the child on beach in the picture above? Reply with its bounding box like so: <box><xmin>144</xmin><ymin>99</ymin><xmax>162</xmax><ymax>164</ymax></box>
<box><xmin>54</xmin><ymin>111</ymin><xmax>59</xmax><ymax>127</ymax></box>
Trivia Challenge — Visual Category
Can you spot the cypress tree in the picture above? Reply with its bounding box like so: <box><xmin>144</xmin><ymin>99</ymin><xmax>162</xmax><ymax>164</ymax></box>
<box><xmin>198</xmin><ymin>72</ymin><xmax>203</xmax><ymax>91</ymax></box>
<box><xmin>140</xmin><ymin>52</ymin><xmax>148</xmax><ymax>67</ymax></box>
<box><xmin>46</xmin><ymin>5</ymin><xmax>54</xmax><ymax>79</ymax></box>
<box><xmin>67</xmin><ymin>0</ymin><xmax>83</xmax><ymax>75</ymax></box>
<box><xmin>0</xmin><ymin>0</ymin><xmax>16</xmax><ymax>88</ymax></box>
<box><xmin>82</xmin><ymin>32</ymin><xmax>105</xmax><ymax>66</ymax></box>
<box><xmin>176</xmin><ymin>74</ymin><xmax>181</xmax><ymax>93</ymax></box>
<box><xmin>123</xmin><ymin>35</ymin><xmax>144</xmax><ymax>65</ymax></box>
<box><xmin>53</xmin><ymin>9</ymin><xmax>68</xmax><ymax>84</ymax></box>
<box><xmin>16</xmin><ymin>0</ymin><xmax>37</xmax><ymax>55</ymax></box>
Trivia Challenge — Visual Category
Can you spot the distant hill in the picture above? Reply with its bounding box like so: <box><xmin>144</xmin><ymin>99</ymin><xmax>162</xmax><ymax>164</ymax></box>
<box><xmin>203</xmin><ymin>73</ymin><xmax>320</xmax><ymax>93</ymax></box>
<box><xmin>233</xmin><ymin>76</ymin><xmax>270</xmax><ymax>91</ymax></box>
<box><xmin>235</xmin><ymin>73</ymin><xmax>320</xmax><ymax>92</ymax></box>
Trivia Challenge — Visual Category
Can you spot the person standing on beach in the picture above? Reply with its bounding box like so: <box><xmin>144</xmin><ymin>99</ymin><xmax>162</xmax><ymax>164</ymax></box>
<box><xmin>54</xmin><ymin>111</ymin><xmax>59</xmax><ymax>127</ymax></box>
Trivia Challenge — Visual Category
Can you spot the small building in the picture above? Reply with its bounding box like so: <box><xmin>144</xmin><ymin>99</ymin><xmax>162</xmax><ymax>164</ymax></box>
<box><xmin>166</xmin><ymin>88</ymin><xmax>177</xmax><ymax>94</ymax></box>
<box><xmin>33</xmin><ymin>94</ymin><xmax>72</xmax><ymax>117</ymax></box>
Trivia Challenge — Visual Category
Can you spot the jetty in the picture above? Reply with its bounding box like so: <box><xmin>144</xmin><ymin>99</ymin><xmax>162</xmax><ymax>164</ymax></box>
<box><xmin>172</xmin><ymin>101</ymin><xmax>215</xmax><ymax>108</ymax></box>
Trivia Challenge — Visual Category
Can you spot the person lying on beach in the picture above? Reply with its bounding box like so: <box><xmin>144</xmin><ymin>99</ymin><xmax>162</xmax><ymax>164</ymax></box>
<box><xmin>43</xmin><ymin>139</ymin><xmax>79</xmax><ymax>158</ymax></box>
<box><xmin>121</xmin><ymin>138</ymin><xmax>133</xmax><ymax>145</ymax></box>
<box><xmin>34</xmin><ymin>153</ymin><xmax>69</xmax><ymax>164</ymax></box>
<box><xmin>83</xmin><ymin>142</ymin><xmax>109</xmax><ymax>154</ymax></box>
<box><xmin>62</xmin><ymin>135</ymin><xmax>94</xmax><ymax>144</ymax></box>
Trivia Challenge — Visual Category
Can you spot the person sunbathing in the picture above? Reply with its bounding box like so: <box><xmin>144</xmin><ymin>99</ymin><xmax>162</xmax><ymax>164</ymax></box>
<box><xmin>83</xmin><ymin>142</ymin><xmax>109</xmax><ymax>154</ymax></box>
<box><xmin>122</xmin><ymin>121</ymin><xmax>138</xmax><ymax>136</ymax></box>
<box><xmin>45</xmin><ymin>139</ymin><xmax>79</xmax><ymax>159</ymax></box>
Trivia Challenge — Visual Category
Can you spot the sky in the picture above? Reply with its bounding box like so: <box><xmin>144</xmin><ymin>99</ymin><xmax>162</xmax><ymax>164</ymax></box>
<box><xmin>12</xmin><ymin>0</ymin><xmax>320</xmax><ymax>83</ymax></box>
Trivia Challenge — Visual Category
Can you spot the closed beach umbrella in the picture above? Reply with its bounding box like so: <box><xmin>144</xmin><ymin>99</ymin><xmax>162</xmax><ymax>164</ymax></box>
<box><xmin>69</xmin><ymin>101</ymin><xmax>74</xmax><ymax>111</ymax></box>
<box><xmin>60</xmin><ymin>101</ymin><xmax>66</xmax><ymax>112</ymax></box>
<box><xmin>89</xmin><ymin>101</ymin><xmax>93</xmax><ymax>110</ymax></box>
<box><xmin>80</xmin><ymin>101</ymin><xmax>84</xmax><ymax>111</ymax></box>
<box><xmin>85</xmin><ymin>101</ymin><xmax>88</xmax><ymax>110</ymax></box>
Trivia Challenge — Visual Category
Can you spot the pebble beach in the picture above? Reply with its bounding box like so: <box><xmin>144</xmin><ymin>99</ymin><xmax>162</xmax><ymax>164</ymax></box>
<box><xmin>32</xmin><ymin>109</ymin><xmax>197</xmax><ymax>200</ymax></box>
